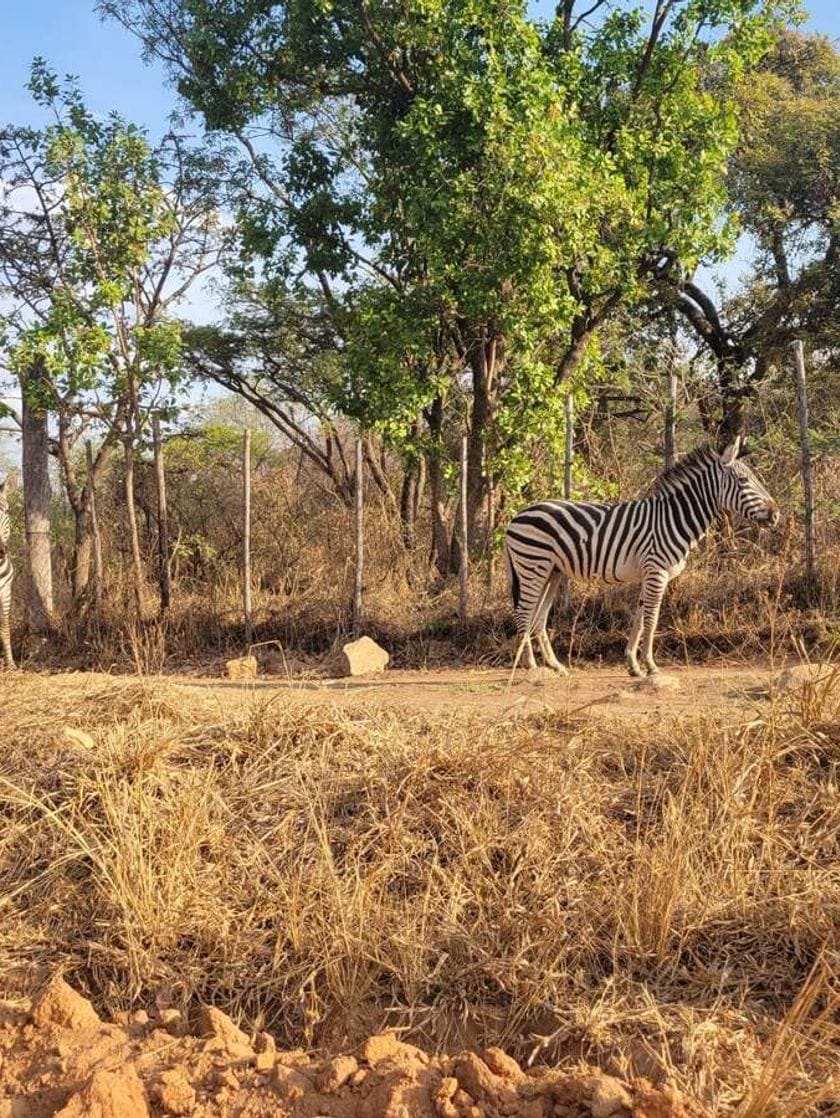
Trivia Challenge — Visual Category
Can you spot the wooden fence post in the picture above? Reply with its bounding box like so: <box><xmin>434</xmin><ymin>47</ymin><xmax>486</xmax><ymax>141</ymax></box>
<box><xmin>243</xmin><ymin>428</ymin><xmax>253</xmax><ymax>648</ymax></box>
<box><xmin>792</xmin><ymin>340</ymin><xmax>817</xmax><ymax>598</ymax></box>
<box><xmin>353</xmin><ymin>436</ymin><xmax>364</xmax><ymax>638</ymax></box>
<box><xmin>85</xmin><ymin>440</ymin><xmax>104</xmax><ymax>620</ymax></box>
<box><xmin>664</xmin><ymin>369</ymin><xmax>677</xmax><ymax>469</ymax></box>
<box><xmin>562</xmin><ymin>393</ymin><xmax>574</xmax><ymax>612</ymax></box>
<box><xmin>564</xmin><ymin>392</ymin><xmax>574</xmax><ymax>500</ymax></box>
<box><xmin>152</xmin><ymin>415</ymin><xmax>171</xmax><ymax>614</ymax></box>
<box><xmin>485</xmin><ymin>469</ymin><xmax>495</xmax><ymax>591</ymax></box>
<box><xmin>459</xmin><ymin>434</ymin><xmax>469</xmax><ymax>623</ymax></box>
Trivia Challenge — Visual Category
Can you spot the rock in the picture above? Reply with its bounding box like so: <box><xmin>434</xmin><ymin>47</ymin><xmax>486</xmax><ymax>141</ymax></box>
<box><xmin>196</xmin><ymin>1005</ymin><xmax>252</xmax><ymax>1057</ymax></box>
<box><xmin>360</xmin><ymin>1033</ymin><xmax>428</xmax><ymax>1066</ymax></box>
<box><xmin>31</xmin><ymin>976</ymin><xmax>101</xmax><ymax>1032</ymax></box>
<box><xmin>153</xmin><ymin>1069</ymin><xmax>195</xmax><ymax>1116</ymax></box>
<box><xmin>273</xmin><ymin>1063</ymin><xmax>315</xmax><ymax>1104</ymax></box>
<box><xmin>454</xmin><ymin>1052</ymin><xmax>518</xmax><ymax>1110</ymax></box>
<box><xmin>589</xmin><ymin>1073</ymin><xmax>633</xmax><ymax>1118</ymax></box>
<box><xmin>359</xmin><ymin>1066</ymin><xmax>439</xmax><ymax>1118</ymax></box>
<box><xmin>61</xmin><ymin>727</ymin><xmax>96</xmax><ymax>751</ymax></box>
<box><xmin>319</xmin><ymin>1054</ymin><xmax>359</xmax><ymax>1092</ymax></box>
<box><xmin>632</xmin><ymin>673</ymin><xmax>680</xmax><ymax>694</ymax></box>
<box><xmin>524</xmin><ymin>666</ymin><xmax>557</xmax><ymax>685</ymax></box>
<box><xmin>55</xmin><ymin>1065</ymin><xmax>149</xmax><ymax>1118</ymax></box>
<box><xmin>224</xmin><ymin>655</ymin><xmax>258</xmax><ymax>681</ymax></box>
<box><xmin>157</xmin><ymin>1007</ymin><xmax>185</xmax><ymax>1036</ymax></box>
<box><xmin>332</xmin><ymin>636</ymin><xmax>390</xmax><ymax>677</ymax></box>
<box><xmin>482</xmin><ymin>1047</ymin><xmax>525</xmax><ymax>1084</ymax></box>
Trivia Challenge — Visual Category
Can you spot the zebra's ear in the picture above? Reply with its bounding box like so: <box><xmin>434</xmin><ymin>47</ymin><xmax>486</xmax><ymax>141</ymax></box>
<box><xmin>0</xmin><ymin>470</ymin><xmax>19</xmax><ymax>494</ymax></box>
<box><xmin>720</xmin><ymin>436</ymin><xmax>742</xmax><ymax>466</ymax></box>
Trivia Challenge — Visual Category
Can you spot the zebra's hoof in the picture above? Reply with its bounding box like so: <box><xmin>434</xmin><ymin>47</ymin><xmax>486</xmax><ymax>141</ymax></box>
<box><xmin>627</xmin><ymin>663</ymin><xmax>644</xmax><ymax>679</ymax></box>
<box><xmin>551</xmin><ymin>664</ymin><xmax>569</xmax><ymax>676</ymax></box>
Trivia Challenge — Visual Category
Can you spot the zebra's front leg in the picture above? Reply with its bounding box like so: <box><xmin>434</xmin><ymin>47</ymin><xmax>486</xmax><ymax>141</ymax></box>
<box><xmin>0</xmin><ymin>604</ymin><xmax>14</xmax><ymax>669</ymax></box>
<box><xmin>639</xmin><ymin>571</ymin><xmax>669</xmax><ymax>675</ymax></box>
<box><xmin>625</xmin><ymin>599</ymin><xmax>645</xmax><ymax>678</ymax></box>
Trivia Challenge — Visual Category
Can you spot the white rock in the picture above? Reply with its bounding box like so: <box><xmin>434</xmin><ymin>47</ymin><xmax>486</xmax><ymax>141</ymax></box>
<box><xmin>332</xmin><ymin>636</ymin><xmax>389</xmax><ymax>677</ymax></box>
<box><xmin>224</xmin><ymin>655</ymin><xmax>258</xmax><ymax>681</ymax></box>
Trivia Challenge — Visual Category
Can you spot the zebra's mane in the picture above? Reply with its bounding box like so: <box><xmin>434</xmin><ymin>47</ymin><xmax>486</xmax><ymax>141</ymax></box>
<box><xmin>647</xmin><ymin>446</ymin><xmax>719</xmax><ymax>496</ymax></box>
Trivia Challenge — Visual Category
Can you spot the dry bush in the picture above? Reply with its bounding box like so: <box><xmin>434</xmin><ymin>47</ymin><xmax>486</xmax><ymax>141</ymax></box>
<box><xmin>1</xmin><ymin>670</ymin><xmax>838</xmax><ymax>1115</ymax></box>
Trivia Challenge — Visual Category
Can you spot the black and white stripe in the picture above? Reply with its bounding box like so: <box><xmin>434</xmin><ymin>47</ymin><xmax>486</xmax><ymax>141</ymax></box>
<box><xmin>504</xmin><ymin>439</ymin><xmax>779</xmax><ymax>677</ymax></box>
<box><xmin>0</xmin><ymin>476</ymin><xmax>15</xmax><ymax>668</ymax></box>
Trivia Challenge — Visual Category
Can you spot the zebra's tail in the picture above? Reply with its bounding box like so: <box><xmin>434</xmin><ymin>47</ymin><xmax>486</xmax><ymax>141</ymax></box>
<box><xmin>503</xmin><ymin>533</ymin><xmax>521</xmax><ymax>613</ymax></box>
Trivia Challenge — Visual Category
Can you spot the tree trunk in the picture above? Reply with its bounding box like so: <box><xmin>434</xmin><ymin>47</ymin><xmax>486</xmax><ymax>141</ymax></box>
<box><xmin>399</xmin><ymin>462</ymin><xmax>418</xmax><ymax>552</ymax></box>
<box><xmin>20</xmin><ymin>361</ymin><xmax>54</xmax><ymax>634</ymax></box>
<box><xmin>72</xmin><ymin>504</ymin><xmax>94</xmax><ymax>603</ymax></box>
<box><xmin>123</xmin><ymin>383</ymin><xmax>145</xmax><ymax>616</ymax></box>
<box><xmin>152</xmin><ymin>415</ymin><xmax>171</xmax><ymax>614</ymax></box>
<box><xmin>85</xmin><ymin>441</ymin><xmax>104</xmax><ymax>620</ymax></box>
<box><xmin>465</xmin><ymin>335</ymin><xmax>495</xmax><ymax>551</ymax></box>
<box><xmin>426</xmin><ymin>397</ymin><xmax>451</xmax><ymax>576</ymax></box>
<box><xmin>717</xmin><ymin>355</ymin><xmax>744</xmax><ymax>448</ymax></box>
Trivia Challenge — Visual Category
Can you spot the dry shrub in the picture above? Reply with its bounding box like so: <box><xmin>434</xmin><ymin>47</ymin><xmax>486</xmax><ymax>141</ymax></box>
<box><xmin>0</xmin><ymin>668</ymin><xmax>838</xmax><ymax>1113</ymax></box>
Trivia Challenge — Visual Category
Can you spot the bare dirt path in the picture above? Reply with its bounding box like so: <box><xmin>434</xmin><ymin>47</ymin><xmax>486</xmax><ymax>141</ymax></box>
<box><xmin>166</xmin><ymin>659</ymin><xmax>804</xmax><ymax>723</ymax></box>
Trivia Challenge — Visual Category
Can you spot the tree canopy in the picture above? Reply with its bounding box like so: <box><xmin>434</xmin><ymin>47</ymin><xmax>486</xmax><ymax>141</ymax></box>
<box><xmin>104</xmin><ymin>0</ymin><xmax>787</xmax><ymax>559</ymax></box>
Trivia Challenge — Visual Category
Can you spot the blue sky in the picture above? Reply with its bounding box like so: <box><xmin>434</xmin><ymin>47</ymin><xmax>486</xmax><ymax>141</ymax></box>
<box><xmin>3</xmin><ymin>1</ymin><xmax>838</xmax><ymax>151</ymax></box>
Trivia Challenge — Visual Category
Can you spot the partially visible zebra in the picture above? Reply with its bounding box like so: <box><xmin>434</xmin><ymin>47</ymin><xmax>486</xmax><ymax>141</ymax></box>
<box><xmin>504</xmin><ymin>438</ymin><xmax>779</xmax><ymax>678</ymax></box>
<box><xmin>0</xmin><ymin>475</ymin><xmax>16</xmax><ymax>668</ymax></box>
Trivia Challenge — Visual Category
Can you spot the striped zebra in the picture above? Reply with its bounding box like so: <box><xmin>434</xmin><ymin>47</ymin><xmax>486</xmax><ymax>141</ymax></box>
<box><xmin>0</xmin><ymin>475</ymin><xmax>15</xmax><ymax>668</ymax></box>
<box><xmin>504</xmin><ymin>438</ymin><xmax>779</xmax><ymax>678</ymax></box>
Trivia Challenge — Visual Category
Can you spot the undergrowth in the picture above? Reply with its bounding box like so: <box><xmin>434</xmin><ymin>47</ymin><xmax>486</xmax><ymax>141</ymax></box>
<box><xmin>0</xmin><ymin>668</ymin><xmax>838</xmax><ymax>1115</ymax></box>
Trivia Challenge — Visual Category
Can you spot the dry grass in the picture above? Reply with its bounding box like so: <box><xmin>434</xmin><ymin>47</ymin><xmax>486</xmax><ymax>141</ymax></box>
<box><xmin>0</xmin><ymin>669</ymin><xmax>838</xmax><ymax>1115</ymax></box>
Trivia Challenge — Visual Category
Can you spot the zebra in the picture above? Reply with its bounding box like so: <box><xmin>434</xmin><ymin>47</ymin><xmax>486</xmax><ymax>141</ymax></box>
<box><xmin>0</xmin><ymin>474</ymin><xmax>15</xmax><ymax>668</ymax></box>
<box><xmin>504</xmin><ymin>438</ymin><xmax>779</xmax><ymax>678</ymax></box>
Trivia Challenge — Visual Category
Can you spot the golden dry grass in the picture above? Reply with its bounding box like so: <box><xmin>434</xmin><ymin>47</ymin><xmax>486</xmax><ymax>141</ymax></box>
<box><xmin>0</xmin><ymin>668</ymin><xmax>838</xmax><ymax>1116</ymax></box>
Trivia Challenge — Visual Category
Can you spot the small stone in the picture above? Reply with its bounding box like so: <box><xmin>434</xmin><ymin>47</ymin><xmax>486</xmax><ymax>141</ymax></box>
<box><xmin>589</xmin><ymin>1074</ymin><xmax>633</xmax><ymax>1118</ymax></box>
<box><xmin>331</xmin><ymin>636</ymin><xmax>389</xmax><ymax>677</ymax></box>
<box><xmin>632</xmin><ymin>673</ymin><xmax>680</xmax><ymax>694</ymax></box>
<box><xmin>154</xmin><ymin>1069</ymin><xmax>196</xmax><ymax>1116</ymax></box>
<box><xmin>274</xmin><ymin>1064</ymin><xmax>313</xmax><ymax>1102</ymax></box>
<box><xmin>196</xmin><ymin>1005</ymin><xmax>251</xmax><ymax>1055</ymax></box>
<box><xmin>524</xmin><ymin>666</ymin><xmax>556</xmax><ymax>685</ymax></box>
<box><xmin>225</xmin><ymin>655</ymin><xmax>258</xmax><ymax>681</ymax></box>
<box><xmin>213</xmin><ymin>1067</ymin><xmax>240</xmax><ymax>1091</ymax></box>
<box><xmin>54</xmin><ymin>1065</ymin><xmax>149</xmax><ymax>1118</ymax></box>
<box><xmin>157</xmin><ymin>1008</ymin><xmax>185</xmax><ymax>1035</ymax></box>
<box><xmin>319</xmin><ymin>1054</ymin><xmax>358</xmax><ymax>1092</ymax></box>
<box><xmin>255</xmin><ymin>1031</ymin><xmax>276</xmax><ymax>1055</ymax></box>
<box><xmin>255</xmin><ymin>1049</ymin><xmax>275</xmax><ymax>1072</ymax></box>
<box><xmin>482</xmin><ymin>1048</ymin><xmax>524</xmax><ymax>1083</ymax></box>
<box><xmin>32</xmin><ymin>976</ymin><xmax>100</xmax><ymax>1032</ymax></box>
<box><xmin>61</xmin><ymin>727</ymin><xmax>96</xmax><ymax>751</ymax></box>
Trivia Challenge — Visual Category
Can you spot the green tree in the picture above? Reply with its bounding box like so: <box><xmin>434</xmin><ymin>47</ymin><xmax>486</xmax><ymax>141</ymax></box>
<box><xmin>0</xmin><ymin>61</ymin><xmax>223</xmax><ymax>608</ymax></box>
<box><xmin>106</xmin><ymin>0</ymin><xmax>783</xmax><ymax>569</ymax></box>
<box><xmin>666</xmin><ymin>29</ymin><xmax>840</xmax><ymax>441</ymax></box>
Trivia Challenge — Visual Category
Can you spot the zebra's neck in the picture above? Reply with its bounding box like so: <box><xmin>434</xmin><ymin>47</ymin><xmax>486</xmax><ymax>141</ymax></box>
<box><xmin>646</xmin><ymin>462</ymin><xmax>720</xmax><ymax>555</ymax></box>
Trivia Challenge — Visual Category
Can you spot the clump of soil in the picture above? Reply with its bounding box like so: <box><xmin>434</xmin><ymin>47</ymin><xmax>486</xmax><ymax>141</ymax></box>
<box><xmin>0</xmin><ymin>977</ymin><xmax>706</xmax><ymax>1118</ymax></box>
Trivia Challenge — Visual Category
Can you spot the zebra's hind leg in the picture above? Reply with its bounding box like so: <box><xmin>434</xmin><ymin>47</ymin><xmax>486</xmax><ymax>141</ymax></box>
<box><xmin>535</xmin><ymin>570</ymin><xmax>567</xmax><ymax>675</ymax></box>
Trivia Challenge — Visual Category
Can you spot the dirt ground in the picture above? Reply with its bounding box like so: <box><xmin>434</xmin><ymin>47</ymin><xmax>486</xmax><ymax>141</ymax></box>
<box><xmin>169</xmin><ymin>659</ymin><xmax>813</xmax><ymax>724</ymax></box>
<box><xmin>0</xmin><ymin>977</ymin><xmax>707</xmax><ymax>1118</ymax></box>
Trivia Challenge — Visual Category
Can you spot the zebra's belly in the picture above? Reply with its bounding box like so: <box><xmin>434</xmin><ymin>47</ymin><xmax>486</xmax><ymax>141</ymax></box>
<box><xmin>603</xmin><ymin>552</ymin><xmax>643</xmax><ymax>584</ymax></box>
